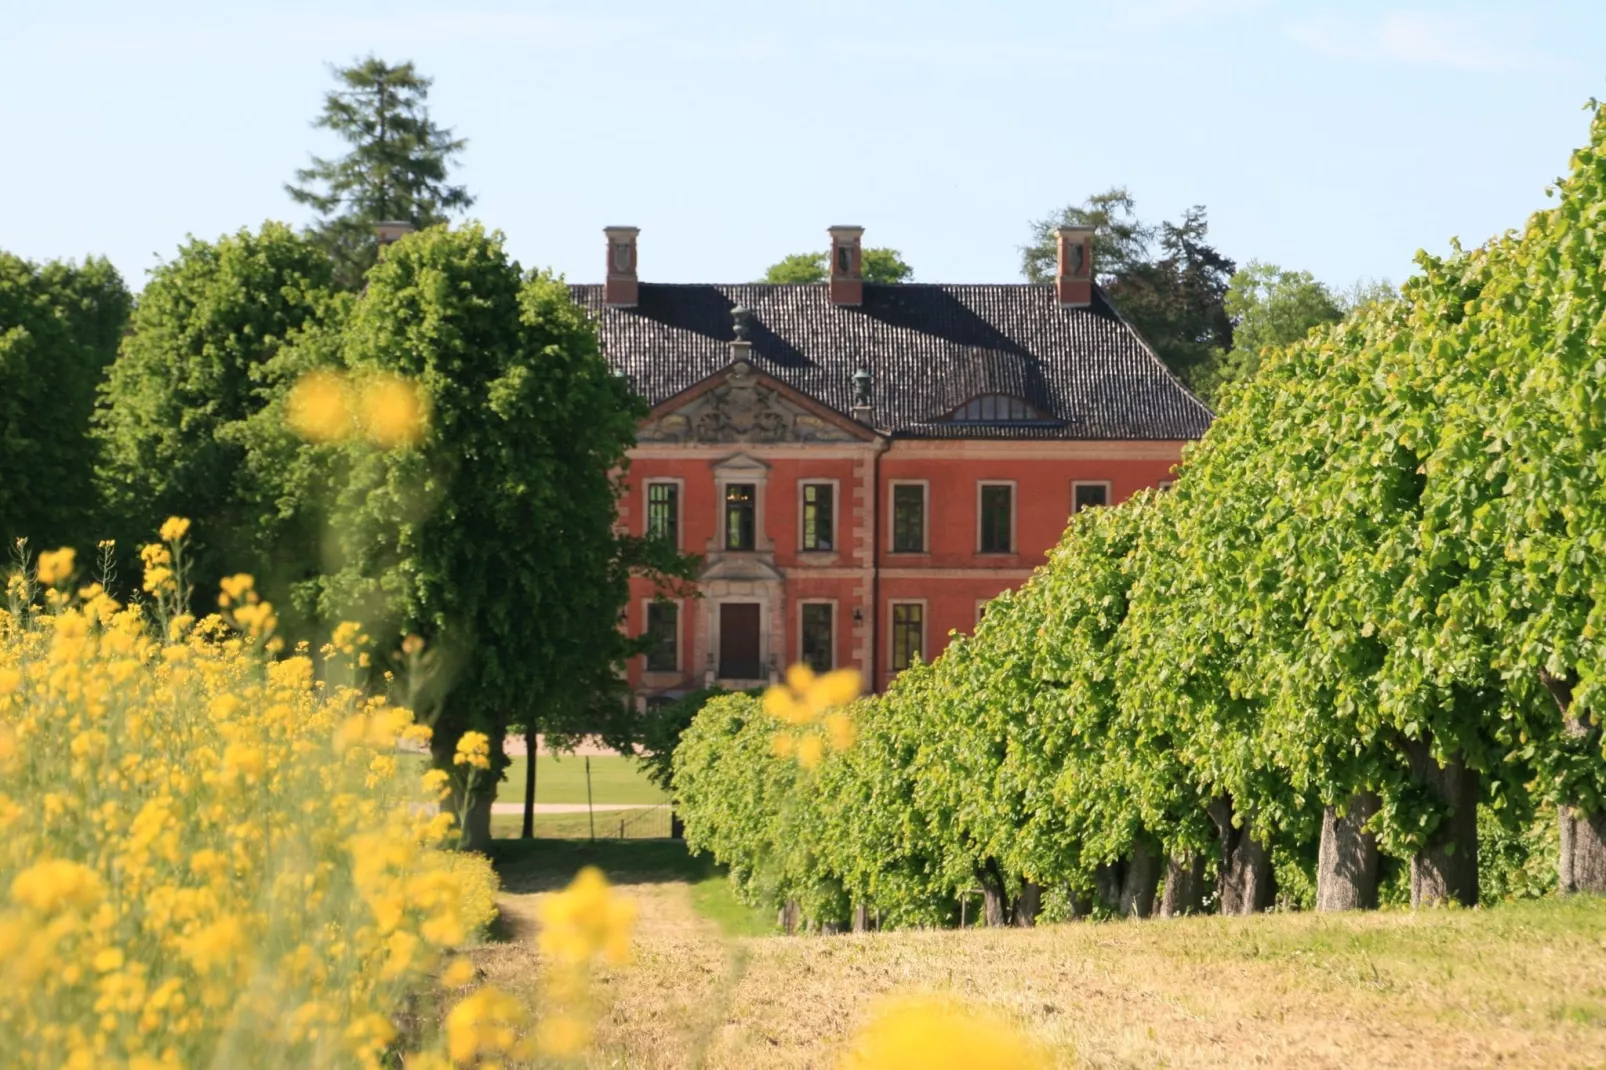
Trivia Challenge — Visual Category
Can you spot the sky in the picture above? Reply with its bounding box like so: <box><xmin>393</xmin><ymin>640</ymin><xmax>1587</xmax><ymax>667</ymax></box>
<box><xmin>2</xmin><ymin>0</ymin><xmax>1602</xmax><ymax>293</ymax></box>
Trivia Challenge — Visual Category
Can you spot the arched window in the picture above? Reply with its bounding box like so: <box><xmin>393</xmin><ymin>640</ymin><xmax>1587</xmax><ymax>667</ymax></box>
<box><xmin>946</xmin><ymin>394</ymin><xmax>1048</xmax><ymax>422</ymax></box>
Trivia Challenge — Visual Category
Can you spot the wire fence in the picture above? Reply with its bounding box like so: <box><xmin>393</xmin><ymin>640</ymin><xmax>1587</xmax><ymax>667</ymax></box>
<box><xmin>612</xmin><ymin>802</ymin><xmax>676</xmax><ymax>840</ymax></box>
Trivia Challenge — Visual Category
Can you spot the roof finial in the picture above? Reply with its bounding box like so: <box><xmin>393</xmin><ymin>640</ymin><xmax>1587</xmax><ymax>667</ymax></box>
<box><xmin>731</xmin><ymin>305</ymin><xmax>752</xmax><ymax>342</ymax></box>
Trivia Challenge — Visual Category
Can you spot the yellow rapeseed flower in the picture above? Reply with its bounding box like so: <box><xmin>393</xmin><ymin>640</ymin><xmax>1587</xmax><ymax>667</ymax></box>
<box><xmin>453</xmin><ymin>731</ymin><xmax>492</xmax><ymax>771</ymax></box>
<box><xmin>765</xmin><ymin>663</ymin><xmax>863</xmax><ymax>768</ymax></box>
<box><xmin>536</xmin><ymin>1014</ymin><xmax>593</xmax><ymax>1057</ymax></box>
<box><xmin>837</xmin><ymin>993</ymin><xmax>1050</xmax><ymax>1070</ymax></box>
<box><xmin>35</xmin><ymin>547</ymin><xmax>76</xmax><ymax>587</ymax></box>
<box><xmin>444</xmin><ymin>985</ymin><xmax>531</xmax><ymax>1065</ymax></box>
<box><xmin>287</xmin><ymin>369</ymin><xmax>354</xmax><ymax>443</ymax></box>
<box><xmin>9</xmin><ymin>858</ymin><xmax>102</xmax><ymax>914</ymax></box>
<box><xmin>534</xmin><ymin>866</ymin><xmax>636</xmax><ymax>967</ymax></box>
<box><xmin>159</xmin><ymin>516</ymin><xmax>191</xmax><ymax>543</ymax></box>
<box><xmin>360</xmin><ymin>373</ymin><xmax>428</xmax><ymax>449</ymax></box>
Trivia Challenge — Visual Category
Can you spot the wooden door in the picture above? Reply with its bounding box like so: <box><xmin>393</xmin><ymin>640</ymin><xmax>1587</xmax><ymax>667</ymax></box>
<box><xmin>719</xmin><ymin>603</ymin><xmax>762</xmax><ymax>680</ymax></box>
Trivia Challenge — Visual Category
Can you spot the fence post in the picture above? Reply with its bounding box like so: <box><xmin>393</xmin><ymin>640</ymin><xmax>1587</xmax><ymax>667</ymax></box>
<box><xmin>586</xmin><ymin>756</ymin><xmax>595</xmax><ymax>843</ymax></box>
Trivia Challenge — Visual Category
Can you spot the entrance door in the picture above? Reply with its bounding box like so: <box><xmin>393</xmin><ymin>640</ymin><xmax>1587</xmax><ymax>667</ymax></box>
<box><xmin>718</xmin><ymin>603</ymin><xmax>762</xmax><ymax>680</ymax></box>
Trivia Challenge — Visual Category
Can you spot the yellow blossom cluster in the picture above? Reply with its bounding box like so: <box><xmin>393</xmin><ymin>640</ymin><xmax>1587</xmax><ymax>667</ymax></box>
<box><xmin>0</xmin><ymin>534</ymin><xmax>505</xmax><ymax>1069</ymax></box>
<box><xmin>527</xmin><ymin>866</ymin><xmax>638</xmax><ymax>1058</ymax></box>
<box><xmin>764</xmin><ymin>664</ymin><xmax>862</xmax><ymax>768</ymax></box>
<box><xmin>287</xmin><ymin>369</ymin><xmax>428</xmax><ymax>449</ymax></box>
<box><xmin>837</xmin><ymin>993</ymin><xmax>1050</xmax><ymax>1070</ymax></box>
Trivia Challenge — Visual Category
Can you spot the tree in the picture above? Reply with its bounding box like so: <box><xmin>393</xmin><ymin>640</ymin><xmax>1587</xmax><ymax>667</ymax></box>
<box><xmin>1021</xmin><ymin>191</ymin><xmax>1235</xmax><ymax>402</ymax></box>
<box><xmin>0</xmin><ymin>253</ymin><xmax>130</xmax><ymax>553</ymax></box>
<box><xmin>761</xmin><ymin>248</ymin><xmax>914</xmax><ymax>284</ymax></box>
<box><xmin>1216</xmin><ymin>262</ymin><xmax>1345</xmax><ymax>395</ymax></box>
<box><xmin>94</xmin><ymin>224</ymin><xmax>339</xmax><ymax>621</ymax></box>
<box><xmin>319</xmin><ymin>224</ymin><xmax>647</xmax><ymax>850</ymax></box>
<box><xmin>286</xmin><ymin>57</ymin><xmax>473</xmax><ymax>288</ymax></box>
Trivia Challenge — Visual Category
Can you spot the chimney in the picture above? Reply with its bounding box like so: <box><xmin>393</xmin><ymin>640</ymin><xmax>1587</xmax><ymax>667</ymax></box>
<box><xmin>1055</xmin><ymin>225</ymin><xmax>1094</xmax><ymax>307</ymax></box>
<box><xmin>828</xmin><ymin>225</ymin><xmax>864</xmax><ymax>306</ymax></box>
<box><xmin>374</xmin><ymin>220</ymin><xmax>415</xmax><ymax>252</ymax></box>
<box><xmin>604</xmin><ymin>226</ymin><xmax>640</xmax><ymax>307</ymax></box>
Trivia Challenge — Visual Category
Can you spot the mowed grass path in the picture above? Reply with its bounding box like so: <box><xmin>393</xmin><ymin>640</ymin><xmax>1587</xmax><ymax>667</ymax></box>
<box><xmin>471</xmin><ymin>842</ymin><xmax>1606</xmax><ymax>1069</ymax></box>
<box><xmin>495</xmin><ymin>753</ymin><xmax>667</xmax><ymax>806</ymax></box>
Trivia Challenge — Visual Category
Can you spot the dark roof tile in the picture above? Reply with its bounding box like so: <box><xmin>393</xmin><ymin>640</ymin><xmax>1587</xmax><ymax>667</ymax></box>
<box><xmin>570</xmin><ymin>282</ymin><xmax>1212</xmax><ymax>440</ymax></box>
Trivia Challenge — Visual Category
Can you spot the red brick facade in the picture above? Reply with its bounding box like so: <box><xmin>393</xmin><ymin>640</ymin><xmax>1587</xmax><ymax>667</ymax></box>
<box><xmin>621</xmin><ymin>366</ymin><xmax>1185</xmax><ymax>699</ymax></box>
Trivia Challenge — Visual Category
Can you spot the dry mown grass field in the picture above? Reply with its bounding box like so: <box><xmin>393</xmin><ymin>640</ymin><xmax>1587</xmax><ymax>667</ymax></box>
<box><xmin>471</xmin><ymin>841</ymin><xmax>1606</xmax><ymax>1069</ymax></box>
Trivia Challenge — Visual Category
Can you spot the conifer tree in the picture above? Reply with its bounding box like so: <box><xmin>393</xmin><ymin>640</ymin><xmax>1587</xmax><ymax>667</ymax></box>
<box><xmin>286</xmin><ymin>57</ymin><xmax>473</xmax><ymax>288</ymax></box>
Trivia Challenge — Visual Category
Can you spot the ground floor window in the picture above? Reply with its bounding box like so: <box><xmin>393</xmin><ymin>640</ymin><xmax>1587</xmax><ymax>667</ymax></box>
<box><xmin>801</xmin><ymin>603</ymin><xmax>833</xmax><ymax>673</ymax></box>
<box><xmin>645</xmin><ymin>602</ymin><xmax>678</xmax><ymax>672</ymax></box>
<box><xmin>891</xmin><ymin>602</ymin><xmax>924</xmax><ymax>672</ymax></box>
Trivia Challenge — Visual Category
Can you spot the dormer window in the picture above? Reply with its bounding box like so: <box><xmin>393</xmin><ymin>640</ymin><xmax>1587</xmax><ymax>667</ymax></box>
<box><xmin>945</xmin><ymin>394</ymin><xmax>1050</xmax><ymax>423</ymax></box>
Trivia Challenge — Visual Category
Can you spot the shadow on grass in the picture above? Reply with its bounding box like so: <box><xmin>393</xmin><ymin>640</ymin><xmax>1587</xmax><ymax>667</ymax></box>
<box><xmin>486</xmin><ymin>838</ymin><xmax>775</xmax><ymax>939</ymax></box>
<box><xmin>489</xmin><ymin>838</ymin><xmax>719</xmax><ymax>894</ymax></box>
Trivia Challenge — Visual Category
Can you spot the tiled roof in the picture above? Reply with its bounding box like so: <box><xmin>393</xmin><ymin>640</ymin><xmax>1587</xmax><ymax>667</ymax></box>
<box><xmin>569</xmin><ymin>282</ymin><xmax>1213</xmax><ymax>440</ymax></box>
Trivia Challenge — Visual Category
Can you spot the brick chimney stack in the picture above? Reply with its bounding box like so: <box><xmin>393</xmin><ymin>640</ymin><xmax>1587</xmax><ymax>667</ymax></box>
<box><xmin>374</xmin><ymin>221</ymin><xmax>415</xmax><ymax>254</ymax></box>
<box><xmin>828</xmin><ymin>226</ymin><xmax>864</xmax><ymax>306</ymax></box>
<box><xmin>1055</xmin><ymin>225</ymin><xmax>1094</xmax><ymax>308</ymax></box>
<box><xmin>604</xmin><ymin>226</ymin><xmax>640</xmax><ymax>307</ymax></box>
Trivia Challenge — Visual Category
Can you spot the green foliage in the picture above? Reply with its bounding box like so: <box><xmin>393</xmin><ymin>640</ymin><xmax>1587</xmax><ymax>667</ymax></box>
<box><xmin>94</xmin><ymin>223</ymin><xmax>338</xmax><ymax>615</ymax></box>
<box><xmin>1215</xmin><ymin>261</ymin><xmax>1346</xmax><ymax>397</ymax></box>
<box><xmin>636</xmin><ymin>686</ymin><xmax>757</xmax><ymax>792</ymax></box>
<box><xmin>760</xmin><ymin>248</ymin><xmax>914</xmax><ymax>284</ymax></box>
<box><xmin>675</xmin><ymin>103</ymin><xmax>1606</xmax><ymax>926</ymax></box>
<box><xmin>0</xmin><ymin>253</ymin><xmax>130</xmax><ymax>552</ymax></box>
<box><xmin>1022</xmin><ymin>189</ymin><xmax>1235</xmax><ymax>400</ymax></box>
<box><xmin>318</xmin><ymin>224</ymin><xmax>647</xmax><ymax>844</ymax></box>
<box><xmin>286</xmin><ymin>57</ymin><xmax>473</xmax><ymax>288</ymax></box>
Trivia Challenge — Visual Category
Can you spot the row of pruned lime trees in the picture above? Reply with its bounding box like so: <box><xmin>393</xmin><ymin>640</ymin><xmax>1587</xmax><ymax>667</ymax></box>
<box><xmin>672</xmin><ymin>103</ymin><xmax>1606</xmax><ymax>927</ymax></box>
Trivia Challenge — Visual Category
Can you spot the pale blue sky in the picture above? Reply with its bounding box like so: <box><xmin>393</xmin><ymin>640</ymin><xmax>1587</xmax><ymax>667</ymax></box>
<box><xmin>2</xmin><ymin>1</ymin><xmax>1601</xmax><ymax>292</ymax></box>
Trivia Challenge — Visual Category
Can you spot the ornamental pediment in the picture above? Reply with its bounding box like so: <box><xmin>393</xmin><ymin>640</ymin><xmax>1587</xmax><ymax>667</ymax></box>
<box><xmin>639</xmin><ymin>360</ymin><xmax>866</xmax><ymax>445</ymax></box>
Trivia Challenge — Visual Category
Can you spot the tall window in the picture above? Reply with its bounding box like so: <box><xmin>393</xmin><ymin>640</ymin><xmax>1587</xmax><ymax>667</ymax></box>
<box><xmin>801</xmin><ymin>483</ymin><xmax>833</xmax><ymax>551</ymax></box>
<box><xmin>891</xmin><ymin>603</ymin><xmax>924</xmax><ymax>672</ymax></box>
<box><xmin>979</xmin><ymin>483</ymin><xmax>1013</xmax><ymax>554</ymax></box>
<box><xmin>645</xmin><ymin>602</ymin><xmax>678</xmax><ymax>672</ymax></box>
<box><xmin>892</xmin><ymin>484</ymin><xmax>925</xmax><ymax>553</ymax></box>
<box><xmin>724</xmin><ymin>484</ymin><xmax>755</xmax><ymax>551</ymax></box>
<box><xmin>1073</xmin><ymin>482</ymin><xmax>1109</xmax><ymax>513</ymax></box>
<box><xmin>647</xmin><ymin>483</ymin><xmax>678</xmax><ymax>547</ymax></box>
<box><xmin>801</xmin><ymin>603</ymin><xmax>833</xmax><ymax>673</ymax></box>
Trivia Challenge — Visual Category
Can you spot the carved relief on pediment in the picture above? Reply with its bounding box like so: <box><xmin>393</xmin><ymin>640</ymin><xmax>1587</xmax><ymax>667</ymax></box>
<box><xmin>639</xmin><ymin>362</ymin><xmax>859</xmax><ymax>444</ymax></box>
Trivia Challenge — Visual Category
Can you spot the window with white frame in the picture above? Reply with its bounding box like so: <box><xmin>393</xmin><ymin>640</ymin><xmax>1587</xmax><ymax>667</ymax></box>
<box><xmin>891</xmin><ymin>602</ymin><xmax>924</xmax><ymax>672</ymax></box>
<box><xmin>1072</xmin><ymin>481</ymin><xmax>1110</xmax><ymax>513</ymax></box>
<box><xmin>800</xmin><ymin>603</ymin><xmax>833</xmax><ymax>673</ymax></box>
<box><xmin>645</xmin><ymin>601</ymin><xmax>678</xmax><ymax>672</ymax></box>
<box><xmin>801</xmin><ymin>483</ymin><xmax>834</xmax><ymax>551</ymax></box>
<box><xmin>978</xmin><ymin>482</ymin><xmax>1014</xmax><ymax>554</ymax></box>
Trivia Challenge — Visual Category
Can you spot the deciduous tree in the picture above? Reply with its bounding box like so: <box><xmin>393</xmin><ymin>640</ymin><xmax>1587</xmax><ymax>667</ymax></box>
<box><xmin>761</xmin><ymin>248</ymin><xmax>914</xmax><ymax>284</ymax></box>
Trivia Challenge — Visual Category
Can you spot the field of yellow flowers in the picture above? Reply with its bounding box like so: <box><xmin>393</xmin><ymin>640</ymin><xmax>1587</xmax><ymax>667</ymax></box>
<box><xmin>0</xmin><ymin>522</ymin><xmax>520</xmax><ymax>1068</ymax></box>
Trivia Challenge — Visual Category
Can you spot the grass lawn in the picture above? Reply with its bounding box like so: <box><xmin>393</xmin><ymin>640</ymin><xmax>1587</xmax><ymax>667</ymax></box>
<box><xmin>469</xmin><ymin>840</ymin><xmax>1606</xmax><ymax>1068</ymax></box>
<box><xmin>489</xmin><ymin>810</ymin><xmax>657</xmax><ymax>841</ymax></box>
<box><xmin>495</xmin><ymin>753</ymin><xmax>667</xmax><ymax>806</ymax></box>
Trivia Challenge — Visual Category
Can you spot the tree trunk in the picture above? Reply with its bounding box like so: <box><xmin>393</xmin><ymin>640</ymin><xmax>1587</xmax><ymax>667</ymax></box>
<box><xmin>779</xmin><ymin>899</ymin><xmax>800</xmax><ymax>934</ymax></box>
<box><xmin>1012</xmin><ymin>881</ymin><xmax>1042</xmax><ymax>927</ymax></box>
<box><xmin>461</xmin><ymin>780</ymin><xmax>495</xmax><ymax>853</ymax></box>
<box><xmin>1405</xmin><ymin>740</ymin><xmax>1479</xmax><ymax>907</ymax></box>
<box><xmin>978</xmin><ymin>860</ymin><xmax>1009</xmax><ymax>927</ymax></box>
<box><xmin>432</xmin><ymin>724</ymin><xmax>505</xmax><ymax>854</ymax></box>
<box><xmin>852</xmin><ymin>901</ymin><xmax>871</xmax><ymax>933</ymax></box>
<box><xmin>1560</xmin><ymin>806</ymin><xmax>1606</xmax><ymax>894</ymax></box>
<box><xmin>1159</xmin><ymin>852</ymin><xmax>1207</xmax><ymax>917</ymax></box>
<box><xmin>1544</xmin><ymin>671</ymin><xmax>1606</xmax><ymax>894</ymax></box>
<box><xmin>1118</xmin><ymin>841</ymin><xmax>1161</xmax><ymax>918</ymax></box>
<box><xmin>1094</xmin><ymin>863</ymin><xmax>1123</xmax><ymax>914</ymax></box>
<box><xmin>1316</xmin><ymin>792</ymin><xmax>1380</xmax><ymax>911</ymax></box>
<box><xmin>1208</xmin><ymin>796</ymin><xmax>1275</xmax><ymax>914</ymax></box>
<box><xmin>520</xmin><ymin>725</ymin><xmax>537</xmax><ymax>840</ymax></box>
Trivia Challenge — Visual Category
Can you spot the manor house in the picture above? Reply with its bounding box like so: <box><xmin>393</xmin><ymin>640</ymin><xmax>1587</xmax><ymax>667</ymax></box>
<box><xmin>571</xmin><ymin>225</ymin><xmax>1211</xmax><ymax>704</ymax></box>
